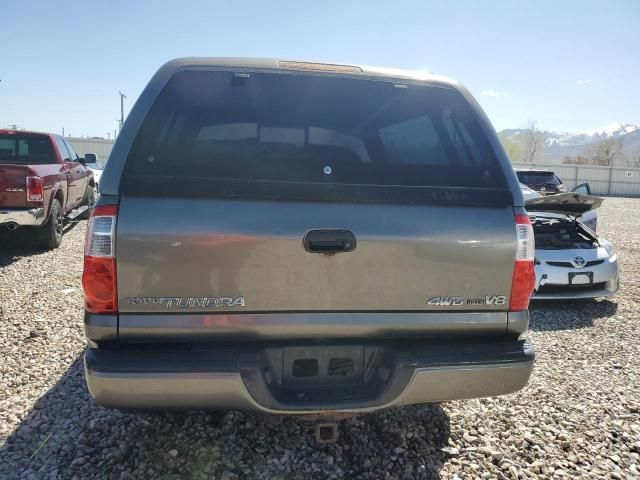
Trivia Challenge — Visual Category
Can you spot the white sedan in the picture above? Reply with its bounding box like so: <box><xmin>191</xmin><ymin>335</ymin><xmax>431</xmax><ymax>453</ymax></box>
<box><xmin>524</xmin><ymin>190</ymin><xmax>618</xmax><ymax>300</ymax></box>
<box><xmin>84</xmin><ymin>154</ymin><xmax>104</xmax><ymax>188</ymax></box>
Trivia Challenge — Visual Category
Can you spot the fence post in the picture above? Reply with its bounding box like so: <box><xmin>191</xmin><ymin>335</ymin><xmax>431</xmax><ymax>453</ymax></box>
<box><xmin>575</xmin><ymin>165</ymin><xmax>579</xmax><ymax>188</ymax></box>
<box><xmin>607</xmin><ymin>164</ymin><xmax>614</xmax><ymax>195</ymax></box>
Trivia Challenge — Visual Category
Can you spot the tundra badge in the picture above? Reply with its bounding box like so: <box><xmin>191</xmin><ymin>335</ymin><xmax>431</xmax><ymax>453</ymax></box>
<box><xmin>126</xmin><ymin>296</ymin><xmax>246</xmax><ymax>308</ymax></box>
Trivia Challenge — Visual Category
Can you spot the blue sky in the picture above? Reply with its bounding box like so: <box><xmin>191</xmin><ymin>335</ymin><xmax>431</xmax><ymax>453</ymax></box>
<box><xmin>2</xmin><ymin>0</ymin><xmax>639</xmax><ymax>137</ymax></box>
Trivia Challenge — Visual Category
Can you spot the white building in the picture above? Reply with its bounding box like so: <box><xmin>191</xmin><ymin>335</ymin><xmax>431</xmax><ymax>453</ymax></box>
<box><xmin>67</xmin><ymin>137</ymin><xmax>115</xmax><ymax>164</ymax></box>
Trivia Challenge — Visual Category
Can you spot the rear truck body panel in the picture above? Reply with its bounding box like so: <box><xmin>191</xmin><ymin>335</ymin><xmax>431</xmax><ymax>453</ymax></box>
<box><xmin>84</xmin><ymin>58</ymin><xmax>534</xmax><ymax>412</ymax></box>
<box><xmin>0</xmin><ymin>163</ymin><xmax>67</xmax><ymax>226</ymax></box>
<box><xmin>115</xmin><ymin>311</ymin><xmax>528</xmax><ymax>341</ymax></box>
<box><xmin>86</xmin><ymin>311</ymin><xmax>529</xmax><ymax>344</ymax></box>
<box><xmin>116</xmin><ymin>197</ymin><xmax>517</xmax><ymax>315</ymax></box>
<box><xmin>0</xmin><ymin>164</ymin><xmax>28</xmax><ymax>208</ymax></box>
<box><xmin>29</xmin><ymin>164</ymin><xmax>69</xmax><ymax>213</ymax></box>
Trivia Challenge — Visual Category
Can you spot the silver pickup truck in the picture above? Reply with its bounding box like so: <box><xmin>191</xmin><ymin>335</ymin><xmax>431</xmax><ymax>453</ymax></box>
<box><xmin>82</xmin><ymin>58</ymin><xmax>535</xmax><ymax>414</ymax></box>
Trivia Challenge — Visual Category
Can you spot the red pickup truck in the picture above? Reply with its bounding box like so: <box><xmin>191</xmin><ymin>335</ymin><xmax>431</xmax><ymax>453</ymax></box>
<box><xmin>0</xmin><ymin>129</ymin><xmax>96</xmax><ymax>249</ymax></box>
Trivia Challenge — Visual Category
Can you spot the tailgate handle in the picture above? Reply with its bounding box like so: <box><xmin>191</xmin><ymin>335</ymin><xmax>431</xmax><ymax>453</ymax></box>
<box><xmin>304</xmin><ymin>229</ymin><xmax>356</xmax><ymax>254</ymax></box>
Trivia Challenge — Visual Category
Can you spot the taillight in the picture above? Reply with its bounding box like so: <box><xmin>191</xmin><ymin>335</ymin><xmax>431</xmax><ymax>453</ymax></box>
<box><xmin>83</xmin><ymin>204</ymin><xmax>118</xmax><ymax>314</ymax></box>
<box><xmin>509</xmin><ymin>213</ymin><xmax>536</xmax><ymax>310</ymax></box>
<box><xmin>26</xmin><ymin>176</ymin><xmax>43</xmax><ymax>202</ymax></box>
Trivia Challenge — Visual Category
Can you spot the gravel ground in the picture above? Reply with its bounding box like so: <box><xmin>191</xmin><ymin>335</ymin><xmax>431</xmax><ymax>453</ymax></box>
<box><xmin>1</xmin><ymin>197</ymin><xmax>639</xmax><ymax>480</ymax></box>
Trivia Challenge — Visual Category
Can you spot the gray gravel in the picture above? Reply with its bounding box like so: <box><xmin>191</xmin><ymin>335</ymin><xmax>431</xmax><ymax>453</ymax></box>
<box><xmin>1</xmin><ymin>197</ymin><xmax>640</xmax><ymax>479</ymax></box>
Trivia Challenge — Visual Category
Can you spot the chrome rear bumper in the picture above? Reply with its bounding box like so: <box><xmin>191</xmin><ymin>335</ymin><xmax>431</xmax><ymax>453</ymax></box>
<box><xmin>0</xmin><ymin>207</ymin><xmax>45</xmax><ymax>227</ymax></box>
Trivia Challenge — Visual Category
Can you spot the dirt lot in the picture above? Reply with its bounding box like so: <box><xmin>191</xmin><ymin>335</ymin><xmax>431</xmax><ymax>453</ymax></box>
<box><xmin>1</xmin><ymin>197</ymin><xmax>639</xmax><ymax>480</ymax></box>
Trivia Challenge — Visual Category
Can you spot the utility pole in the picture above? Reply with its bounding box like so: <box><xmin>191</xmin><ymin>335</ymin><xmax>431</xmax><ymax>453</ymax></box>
<box><xmin>119</xmin><ymin>91</ymin><xmax>127</xmax><ymax>131</ymax></box>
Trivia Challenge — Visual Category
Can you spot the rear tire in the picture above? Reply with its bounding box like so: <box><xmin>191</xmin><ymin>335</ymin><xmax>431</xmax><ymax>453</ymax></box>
<box><xmin>79</xmin><ymin>185</ymin><xmax>96</xmax><ymax>220</ymax></box>
<box><xmin>38</xmin><ymin>199</ymin><xmax>63</xmax><ymax>250</ymax></box>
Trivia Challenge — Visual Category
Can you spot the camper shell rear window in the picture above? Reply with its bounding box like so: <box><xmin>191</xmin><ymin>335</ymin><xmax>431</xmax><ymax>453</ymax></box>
<box><xmin>123</xmin><ymin>70</ymin><xmax>510</xmax><ymax>205</ymax></box>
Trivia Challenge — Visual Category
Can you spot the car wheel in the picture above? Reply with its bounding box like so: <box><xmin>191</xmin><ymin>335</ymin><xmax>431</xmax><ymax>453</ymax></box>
<box><xmin>38</xmin><ymin>199</ymin><xmax>63</xmax><ymax>249</ymax></box>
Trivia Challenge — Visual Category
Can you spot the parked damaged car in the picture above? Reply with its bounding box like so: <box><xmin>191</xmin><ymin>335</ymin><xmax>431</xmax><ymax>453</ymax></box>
<box><xmin>521</xmin><ymin>182</ymin><xmax>597</xmax><ymax>231</ymax></box>
<box><xmin>516</xmin><ymin>168</ymin><xmax>566</xmax><ymax>196</ymax></box>
<box><xmin>526</xmin><ymin>192</ymin><xmax>619</xmax><ymax>300</ymax></box>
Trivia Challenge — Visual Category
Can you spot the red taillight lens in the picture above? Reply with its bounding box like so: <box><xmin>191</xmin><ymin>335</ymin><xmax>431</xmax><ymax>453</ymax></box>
<box><xmin>83</xmin><ymin>257</ymin><xmax>117</xmax><ymax>313</ymax></box>
<box><xmin>83</xmin><ymin>204</ymin><xmax>118</xmax><ymax>314</ymax></box>
<box><xmin>26</xmin><ymin>176</ymin><xmax>43</xmax><ymax>202</ymax></box>
<box><xmin>509</xmin><ymin>214</ymin><xmax>536</xmax><ymax>311</ymax></box>
<box><xmin>509</xmin><ymin>261</ymin><xmax>536</xmax><ymax>310</ymax></box>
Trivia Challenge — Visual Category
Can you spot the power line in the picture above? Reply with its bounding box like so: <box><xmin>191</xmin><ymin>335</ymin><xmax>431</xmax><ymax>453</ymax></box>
<box><xmin>118</xmin><ymin>91</ymin><xmax>127</xmax><ymax>131</ymax></box>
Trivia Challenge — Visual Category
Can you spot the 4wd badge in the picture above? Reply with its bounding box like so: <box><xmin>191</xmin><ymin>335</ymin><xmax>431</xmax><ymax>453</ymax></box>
<box><xmin>427</xmin><ymin>296</ymin><xmax>465</xmax><ymax>306</ymax></box>
<box><xmin>427</xmin><ymin>295</ymin><xmax>507</xmax><ymax>306</ymax></box>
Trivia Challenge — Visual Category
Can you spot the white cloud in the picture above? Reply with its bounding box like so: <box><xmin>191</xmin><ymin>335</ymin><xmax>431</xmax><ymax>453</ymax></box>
<box><xmin>481</xmin><ymin>89</ymin><xmax>510</xmax><ymax>97</ymax></box>
<box><xmin>577</xmin><ymin>79</ymin><xmax>595</xmax><ymax>84</ymax></box>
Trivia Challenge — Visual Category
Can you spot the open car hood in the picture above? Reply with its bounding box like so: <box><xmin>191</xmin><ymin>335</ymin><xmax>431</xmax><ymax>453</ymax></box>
<box><xmin>525</xmin><ymin>192</ymin><xmax>604</xmax><ymax>217</ymax></box>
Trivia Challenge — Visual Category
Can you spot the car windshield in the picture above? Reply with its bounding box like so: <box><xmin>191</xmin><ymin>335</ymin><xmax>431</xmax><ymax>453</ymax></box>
<box><xmin>0</xmin><ymin>134</ymin><xmax>56</xmax><ymax>164</ymax></box>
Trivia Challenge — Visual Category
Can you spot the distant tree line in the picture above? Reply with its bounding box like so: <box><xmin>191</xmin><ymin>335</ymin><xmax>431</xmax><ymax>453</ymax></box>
<box><xmin>499</xmin><ymin>121</ymin><xmax>640</xmax><ymax>168</ymax></box>
<box><xmin>563</xmin><ymin>136</ymin><xmax>640</xmax><ymax>167</ymax></box>
<box><xmin>498</xmin><ymin>120</ymin><xmax>544</xmax><ymax>164</ymax></box>
<box><xmin>562</xmin><ymin>136</ymin><xmax>624</xmax><ymax>166</ymax></box>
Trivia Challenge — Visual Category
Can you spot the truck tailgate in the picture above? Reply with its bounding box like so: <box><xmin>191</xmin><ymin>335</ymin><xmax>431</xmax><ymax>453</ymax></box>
<box><xmin>116</xmin><ymin>196</ymin><xmax>516</xmax><ymax>313</ymax></box>
<box><xmin>0</xmin><ymin>164</ymin><xmax>27</xmax><ymax>208</ymax></box>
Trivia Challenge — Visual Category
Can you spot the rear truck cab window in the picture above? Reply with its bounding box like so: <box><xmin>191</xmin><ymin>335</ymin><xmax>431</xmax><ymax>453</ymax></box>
<box><xmin>0</xmin><ymin>133</ymin><xmax>56</xmax><ymax>165</ymax></box>
<box><xmin>83</xmin><ymin>58</ymin><xmax>535</xmax><ymax>414</ymax></box>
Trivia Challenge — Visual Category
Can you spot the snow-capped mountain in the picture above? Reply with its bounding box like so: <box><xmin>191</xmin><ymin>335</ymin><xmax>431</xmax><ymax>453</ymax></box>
<box><xmin>498</xmin><ymin>123</ymin><xmax>640</xmax><ymax>164</ymax></box>
<box><xmin>581</xmin><ymin>123</ymin><xmax>638</xmax><ymax>137</ymax></box>
<box><xmin>543</xmin><ymin>123</ymin><xmax>639</xmax><ymax>148</ymax></box>
<box><xmin>502</xmin><ymin>123</ymin><xmax>638</xmax><ymax>146</ymax></box>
